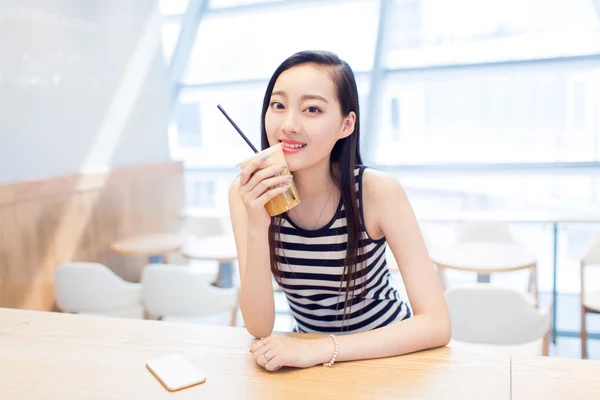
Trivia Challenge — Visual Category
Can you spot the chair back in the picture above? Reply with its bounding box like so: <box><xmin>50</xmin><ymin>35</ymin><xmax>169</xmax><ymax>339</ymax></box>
<box><xmin>456</xmin><ymin>221</ymin><xmax>516</xmax><ymax>244</ymax></box>
<box><xmin>445</xmin><ymin>283</ymin><xmax>549</xmax><ymax>345</ymax></box>
<box><xmin>141</xmin><ymin>264</ymin><xmax>238</xmax><ymax>318</ymax></box>
<box><xmin>54</xmin><ymin>262</ymin><xmax>141</xmax><ymax>313</ymax></box>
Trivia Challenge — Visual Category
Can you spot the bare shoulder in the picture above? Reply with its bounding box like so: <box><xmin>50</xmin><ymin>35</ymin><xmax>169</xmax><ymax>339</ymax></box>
<box><xmin>361</xmin><ymin>168</ymin><xmax>407</xmax><ymax>240</ymax></box>
<box><xmin>362</xmin><ymin>168</ymin><xmax>406</xmax><ymax>206</ymax></box>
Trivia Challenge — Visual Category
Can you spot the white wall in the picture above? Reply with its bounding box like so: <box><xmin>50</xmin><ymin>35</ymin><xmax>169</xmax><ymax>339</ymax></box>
<box><xmin>0</xmin><ymin>0</ymin><xmax>172</xmax><ymax>184</ymax></box>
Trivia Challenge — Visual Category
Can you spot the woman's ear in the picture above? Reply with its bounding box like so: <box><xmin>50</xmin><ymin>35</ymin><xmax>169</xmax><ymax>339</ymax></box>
<box><xmin>339</xmin><ymin>111</ymin><xmax>356</xmax><ymax>139</ymax></box>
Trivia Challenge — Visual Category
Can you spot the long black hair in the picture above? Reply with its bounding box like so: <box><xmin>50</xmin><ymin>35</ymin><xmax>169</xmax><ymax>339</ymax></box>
<box><xmin>260</xmin><ymin>50</ymin><xmax>364</xmax><ymax>326</ymax></box>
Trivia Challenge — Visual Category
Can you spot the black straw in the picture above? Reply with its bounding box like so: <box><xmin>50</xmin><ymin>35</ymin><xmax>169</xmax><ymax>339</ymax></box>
<box><xmin>217</xmin><ymin>104</ymin><xmax>259</xmax><ymax>154</ymax></box>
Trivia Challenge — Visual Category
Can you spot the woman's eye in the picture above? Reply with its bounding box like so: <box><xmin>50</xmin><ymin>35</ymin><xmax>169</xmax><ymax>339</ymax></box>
<box><xmin>271</xmin><ymin>102</ymin><xmax>284</xmax><ymax>109</ymax></box>
<box><xmin>306</xmin><ymin>106</ymin><xmax>321</xmax><ymax>113</ymax></box>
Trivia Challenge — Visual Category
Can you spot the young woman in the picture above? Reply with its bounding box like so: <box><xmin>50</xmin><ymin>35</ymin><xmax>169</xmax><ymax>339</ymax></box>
<box><xmin>228</xmin><ymin>50</ymin><xmax>450</xmax><ymax>372</ymax></box>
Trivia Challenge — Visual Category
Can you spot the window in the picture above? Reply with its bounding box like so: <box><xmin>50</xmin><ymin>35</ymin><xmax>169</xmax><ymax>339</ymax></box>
<box><xmin>171</xmin><ymin>83</ymin><xmax>266</xmax><ymax>166</ymax></box>
<box><xmin>159</xmin><ymin>0</ymin><xmax>189</xmax><ymax>15</ymax></box>
<box><xmin>183</xmin><ymin>1</ymin><xmax>380</xmax><ymax>83</ymax></box>
<box><xmin>188</xmin><ymin>180</ymin><xmax>215</xmax><ymax>207</ymax></box>
<box><xmin>377</xmin><ymin>61</ymin><xmax>600</xmax><ymax>164</ymax></box>
<box><xmin>209</xmin><ymin>0</ymin><xmax>285</xmax><ymax>9</ymax></box>
<box><xmin>160</xmin><ymin>20</ymin><xmax>182</xmax><ymax>63</ymax></box>
<box><xmin>390</xmin><ymin>97</ymin><xmax>400</xmax><ymax>141</ymax></box>
<box><xmin>175</xmin><ymin>102</ymin><xmax>202</xmax><ymax>147</ymax></box>
<box><xmin>385</xmin><ymin>0</ymin><xmax>600</xmax><ymax>68</ymax></box>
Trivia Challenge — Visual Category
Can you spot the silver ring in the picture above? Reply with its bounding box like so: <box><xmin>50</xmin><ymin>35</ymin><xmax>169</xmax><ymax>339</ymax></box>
<box><xmin>263</xmin><ymin>352</ymin><xmax>271</xmax><ymax>362</ymax></box>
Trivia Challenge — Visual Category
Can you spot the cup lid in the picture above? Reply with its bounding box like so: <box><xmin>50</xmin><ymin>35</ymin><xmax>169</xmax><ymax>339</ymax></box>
<box><xmin>236</xmin><ymin>142</ymin><xmax>283</xmax><ymax>168</ymax></box>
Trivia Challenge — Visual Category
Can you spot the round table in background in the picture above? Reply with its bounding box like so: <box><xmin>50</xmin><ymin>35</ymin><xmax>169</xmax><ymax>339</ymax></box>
<box><xmin>180</xmin><ymin>235</ymin><xmax>238</xmax><ymax>288</ymax></box>
<box><xmin>430</xmin><ymin>242</ymin><xmax>538</xmax><ymax>301</ymax></box>
<box><xmin>110</xmin><ymin>233</ymin><xmax>185</xmax><ymax>264</ymax></box>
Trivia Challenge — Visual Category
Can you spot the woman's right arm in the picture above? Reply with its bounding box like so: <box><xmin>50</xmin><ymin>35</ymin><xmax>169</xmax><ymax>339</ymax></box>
<box><xmin>228</xmin><ymin>159</ymin><xmax>292</xmax><ymax>338</ymax></box>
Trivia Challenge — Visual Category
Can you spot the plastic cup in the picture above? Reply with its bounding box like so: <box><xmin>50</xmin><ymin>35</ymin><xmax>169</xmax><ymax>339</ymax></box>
<box><xmin>237</xmin><ymin>143</ymin><xmax>301</xmax><ymax>216</ymax></box>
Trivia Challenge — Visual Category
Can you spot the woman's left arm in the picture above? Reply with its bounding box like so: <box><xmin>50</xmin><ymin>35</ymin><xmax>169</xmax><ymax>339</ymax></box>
<box><xmin>250</xmin><ymin>171</ymin><xmax>451</xmax><ymax>371</ymax></box>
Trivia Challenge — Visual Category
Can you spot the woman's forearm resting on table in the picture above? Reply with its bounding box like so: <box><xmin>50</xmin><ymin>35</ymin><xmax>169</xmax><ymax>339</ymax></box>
<box><xmin>319</xmin><ymin>313</ymin><xmax>452</xmax><ymax>364</ymax></box>
<box><xmin>250</xmin><ymin>311</ymin><xmax>451</xmax><ymax>371</ymax></box>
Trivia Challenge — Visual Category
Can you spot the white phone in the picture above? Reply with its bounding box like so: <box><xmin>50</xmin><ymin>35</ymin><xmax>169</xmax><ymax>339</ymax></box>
<box><xmin>146</xmin><ymin>353</ymin><xmax>206</xmax><ymax>392</ymax></box>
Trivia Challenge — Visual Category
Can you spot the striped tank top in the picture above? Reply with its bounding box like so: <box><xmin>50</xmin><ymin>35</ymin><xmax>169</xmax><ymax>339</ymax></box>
<box><xmin>274</xmin><ymin>166</ymin><xmax>412</xmax><ymax>334</ymax></box>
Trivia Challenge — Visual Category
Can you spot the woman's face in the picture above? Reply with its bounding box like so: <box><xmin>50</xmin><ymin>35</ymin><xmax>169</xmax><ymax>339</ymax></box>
<box><xmin>265</xmin><ymin>63</ymin><xmax>355</xmax><ymax>172</ymax></box>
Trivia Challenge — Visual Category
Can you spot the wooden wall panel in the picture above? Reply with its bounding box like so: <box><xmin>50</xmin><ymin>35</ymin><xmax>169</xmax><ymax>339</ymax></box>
<box><xmin>0</xmin><ymin>161</ymin><xmax>185</xmax><ymax>311</ymax></box>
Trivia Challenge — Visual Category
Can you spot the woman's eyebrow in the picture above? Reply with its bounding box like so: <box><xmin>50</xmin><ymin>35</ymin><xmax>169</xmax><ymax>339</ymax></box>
<box><xmin>271</xmin><ymin>90</ymin><xmax>329</xmax><ymax>104</ymax></box>
<box><xmin>301</xmin><ymin>94</ymin><xmax>329</xmax><ymax>103</ymax></box>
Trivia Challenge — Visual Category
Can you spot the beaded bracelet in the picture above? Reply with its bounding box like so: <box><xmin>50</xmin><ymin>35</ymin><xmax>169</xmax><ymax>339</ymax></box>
<box><xmin>323</xmin><ymin>334</ymin><xmax>339</xmax><ymax>367</ymax></box>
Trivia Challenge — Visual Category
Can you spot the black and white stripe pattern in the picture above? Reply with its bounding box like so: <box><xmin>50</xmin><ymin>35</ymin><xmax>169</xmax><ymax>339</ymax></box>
<box><xmin>275</xmin><ymin>167</ymin><xmax>411</xmax><ymax>334</ymax></box>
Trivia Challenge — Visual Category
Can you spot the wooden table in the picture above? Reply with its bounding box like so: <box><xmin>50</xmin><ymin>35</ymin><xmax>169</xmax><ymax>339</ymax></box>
<box><xmin>511</xmin><ymin>356</ymin><xmax>600</xmax><ymax>400</ymax></box>
<box><xmin>0</xmin><ymin>308</ymin><xmax>511</xmax><ymax>399</ymax></box>
<box><xmin>110</xmin><ymin>233</ymin><xmax>185</xmax><ymax>264</ymax></box>
<box><xmin>181</xmin><ymin>235</ymin><xmax>238</xmax><ymax>288</ymax></box>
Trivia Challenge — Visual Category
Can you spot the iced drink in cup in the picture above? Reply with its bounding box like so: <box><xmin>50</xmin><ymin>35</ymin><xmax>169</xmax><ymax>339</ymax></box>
<box><xmin>237</xmin><ymin>143</ymin><xmax>301</xmax><ymax>216</ymax></box>
<box><xmin>216</xmin><ymin>104</ymin><xmax>299</xmax><ymax>216</ymax></box>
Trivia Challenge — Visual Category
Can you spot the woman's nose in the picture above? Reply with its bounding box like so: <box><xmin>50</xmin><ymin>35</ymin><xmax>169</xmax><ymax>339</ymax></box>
<box><xmin>281</xmin><ymin>111</ymin><xmax>301</xmax><ymax>135</ymax></box>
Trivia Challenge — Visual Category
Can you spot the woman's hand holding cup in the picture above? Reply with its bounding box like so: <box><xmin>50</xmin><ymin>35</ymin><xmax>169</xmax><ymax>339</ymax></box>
<box><xmin>239</xmin><ymin>158</ymin><xmax>293</xmax><ymax>227</ymax></box>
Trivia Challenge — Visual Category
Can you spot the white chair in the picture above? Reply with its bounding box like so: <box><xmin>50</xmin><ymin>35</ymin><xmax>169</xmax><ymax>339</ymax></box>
<box><xmin>456</xmin><ymin>221</ymin><xmax>517</xmax><ymax>244</ymax></box>
<box><xmin>445</xmin><ymin>283</ymin><xmax>550</xmax><ymax>356</ymax></box>
<box><xmin>54</xmin><ymin>262</ymin><xmax>143</xmax><ymax>318</ymax></box>
<box><xmin>453</xmin><ymin>221</ymin><xmax>538</xmax><ymax>302</ymax></box>
<box><xmin>581</xmin><ymin>230</ymin><xmax>600</xmax><ymax>359</ymax></box>
<box><xmin>141</xmin><ymin>264</ymin><xmax>240</xmax><ymax>326</ymax></box>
